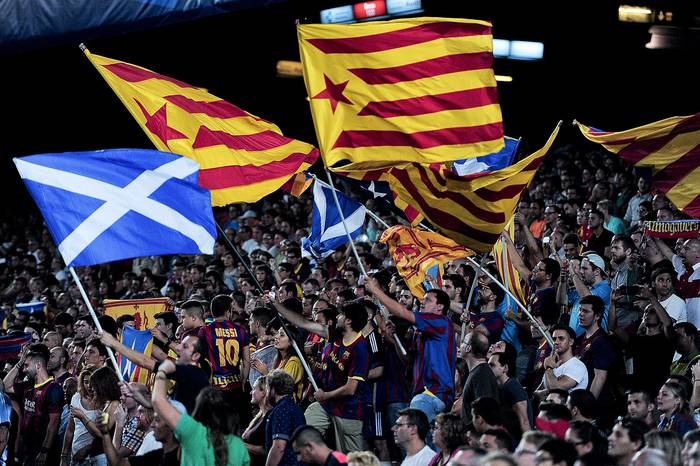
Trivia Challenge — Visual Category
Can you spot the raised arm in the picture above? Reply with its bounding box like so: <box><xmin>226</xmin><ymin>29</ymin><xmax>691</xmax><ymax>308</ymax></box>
<box><xmin>365</xmin><ymin>278</ymin><xmax>416</xmax><ymax>324</ymax></box>
<box><xmin>501</xmin><ymin>231</ymin><xmax>533</xmax><ymax>278</ymax></box>
<box><xmin>99</xmin><ymin>331</ymin><xmax>157</xmax><ymax>372</ymax></box>
<box><xmin>265</xmin><ymin>295</ymin><xmax>328</xmax><ymax>338</ymax></box>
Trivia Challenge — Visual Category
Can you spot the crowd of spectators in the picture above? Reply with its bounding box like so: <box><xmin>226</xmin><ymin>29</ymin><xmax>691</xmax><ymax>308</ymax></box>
<box><xmin>2</xmin><ymin>140</ymin><xmax>700</xmax><ymax>466</ymax></box>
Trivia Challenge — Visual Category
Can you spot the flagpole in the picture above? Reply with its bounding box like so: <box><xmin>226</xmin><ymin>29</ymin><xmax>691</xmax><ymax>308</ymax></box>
<box><xmin>322</xmin><ymin>170</ymin><xmax>369</xmax><ymax>278</ymax></box>
<box><xmin>461</xmin><ymin>254</ymin><xmax>487</xmax><ymax>343</ymax></box>
<box><xmin>215</xmin><ymin>223</ymin><xmax>319</xmax><ymax>391</ymax></box>
<box><xmin>69</xmin><ymin>267</ymin><xmax>124</xmax><ymax>381</ymax></box>
<box><xmin>463</xmin><ymin>256</ymin><xmax>554</xmax><ymax>348</ymax></box>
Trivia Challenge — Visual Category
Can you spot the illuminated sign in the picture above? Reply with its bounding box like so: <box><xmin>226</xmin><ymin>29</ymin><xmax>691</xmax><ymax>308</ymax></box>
<box><xmin>386</xmin><ymin>0</ymin><xmax>422</xmax><ymax>15</ymax></box>
<box><xmin>353</xmin><ymin>1</ymin><xmax>387</xmax><ymax>20</ymax></box>
<box><xmin>320</xmin><ymin>5</ymin><xmax>355</xmax><ymax>24</ymax></box>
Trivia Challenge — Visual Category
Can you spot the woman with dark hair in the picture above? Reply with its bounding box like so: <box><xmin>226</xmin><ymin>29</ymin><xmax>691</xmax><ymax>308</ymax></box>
<box><xmin>428</xmin><ymin>413</ymin><xmax>465</xmax><ymax>466</ymax></box>
<box><xmin>66</xmin><ymin>366</ymin><xmax>121</xmax><ymax>465</ymax></box>
<box><xmin>62</xmin><ymin>365</ymin><xmax>98</xmax><ymax>466</ymax></box>
<box><xmin>251</xmin><ymin>326</ymin><xmax>305</xmax><ymax>400</ymax></box>
<box><xmin>153</xmin><ymin>374</ymin><xmax>250</xmax><ymax>466</ymax></box>
<box><xmin>658</xmin><ymin>382</ymin><xmax>698</xmax><ymax>437</ymax></box>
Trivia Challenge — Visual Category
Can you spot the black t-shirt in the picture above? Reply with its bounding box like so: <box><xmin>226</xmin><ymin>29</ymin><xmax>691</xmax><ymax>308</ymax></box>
<box><xmin>586</xmin><ymin>229</ymin><xmax>615</xmax><ymax>257</ymax></box>
<box><xmin>166</xmin><ymin>364</ymin><xmax>210</xmax><ymax>414</ymax></box>
<box><xmin>129</xmin><ymin>448</ymin><xmax>179</xmax><ymax>466</ymax></box>
<box><xmin>461</xmin><ymin>362</ymin><xmax>500</xmax><ymax>426</ymax></box>
<box><xmin>628</xmin><ymin>333</ymin><xmax>675</xmax><ymax>394</ymax></box>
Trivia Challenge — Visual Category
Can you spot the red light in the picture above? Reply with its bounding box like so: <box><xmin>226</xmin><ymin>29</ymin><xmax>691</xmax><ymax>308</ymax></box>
<box><xmin>353</xmin><ymin>1</ymin><xmax>387</xmax><ymax>19</ymax></box>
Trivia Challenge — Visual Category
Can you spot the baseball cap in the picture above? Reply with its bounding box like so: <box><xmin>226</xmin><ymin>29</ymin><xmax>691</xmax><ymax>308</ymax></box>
<box><xmin>583</xmin><ymin>253</ymin><xmax>606</xmax><ymax>274</ymax></box>
<box><xmin>239</xmin><ymin>210</ymin><xmax>258</xmax><ymax>220</ymax></box>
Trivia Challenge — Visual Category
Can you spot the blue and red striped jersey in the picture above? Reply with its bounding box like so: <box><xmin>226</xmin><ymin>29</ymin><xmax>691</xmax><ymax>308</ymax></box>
<box><xmin>412</xmin><ymin>312</ymin><xmax>456</xmax><ymax>405</ymax></box>
<box><xmin>198</xmin><ymin>319</ymin><xmax>249</xmax><ymax>391</ymax></box>
<box><xmin>320</xmin><ymin>326</ymin><xmax>370</xmax><ymax>420</ymax></box>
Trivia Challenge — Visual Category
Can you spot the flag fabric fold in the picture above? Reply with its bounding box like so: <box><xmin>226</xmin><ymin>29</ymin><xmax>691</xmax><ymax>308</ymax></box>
<box><xmin>298</xmin><ymin>17</ymin><xmax>503</xmax><ymax>172</ymax></box>
<box><xmin>14</xmin><ymin>149</ymin><xmax>216</xmax><ymax>267</ymax></box>
<box><xmin>84</xmin><ymin>48</ymin><xmax>319</xmax><ymax>205</ymax></box>
<box><xmin>301</xmin><ymin>179</ymin><xmax>367</xmax><ymax>260</ymax></box>
<box><xmin>342</xmin><ymin>123</ymin><xmax>561</xmax><ymax>252</ymax></box>
<box><xmin>0</xmin><ymin>333</ymin><xmax>32</xmax><ymax>362</ymax></box>
<box><xmin>492</xmin><ymin>218</ymin><xmax>527</xmax><ymax>306</ymax></box>
<box><xmin>104</xmin><ymin>297</ymin><xmax>174</xmax><ymax>330</ymax></box>
<box><xmin>452</xmin><ymin>136</ymin><xmax>520</xmax><ymax>178</ymax></box>
<box><xmin>381</xmin><ymin>225</ymin><xmax>473</xmax><ymax>299</ymax></box>
<box><xmin>118</xmin><ymin>325</ymin><xmax>154</xmax><ymax>384</ymax></box>
<box><xmin>575</xmin><ymin>113</ymin><xmax>700</xmax><ymax>218</ymax></box>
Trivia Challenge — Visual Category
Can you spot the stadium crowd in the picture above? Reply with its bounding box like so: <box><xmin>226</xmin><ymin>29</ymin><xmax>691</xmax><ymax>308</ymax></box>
<box><xmin>2</xmin><ymin>140</ymin><xmax>700</xmax><ymax>466</ymax></box>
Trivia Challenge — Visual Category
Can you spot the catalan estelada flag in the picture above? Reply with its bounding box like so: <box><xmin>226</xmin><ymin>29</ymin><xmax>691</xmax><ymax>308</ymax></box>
<box><xmin>342</xmin><ymin>123</ymin><xmax>561</xmax><ymax>252</ymax></box>
<box><xmin>103</xmin><ymin>297</ymin><xmax>173</xmax><ymax>330</ymax></box>
<box><xmin>492</xmin><ymin>218</ymin><xmax>527</xmax><ymax>308</ymax></box>
<box><xmin>576</xmin><ymin>113</ymin><xmax>700</xmax><ymax>217</ymax></box>
<box><xmin>298</xmin><ymin>17</ymin><xmax>503</xmax><ymax>171</ymax></box>
<box><xmin>119</xmin><ymin>326</ymin><xmax>153</xmax><ymax>384</ymax></box>
<box><xmin>381</xmin><ymin>225</ymin><xmax>473</xmax><ymax>299</ymax></box>
<box><xmin>83</xmin><ymin>47</ymin><xmax>319</xmax><ymax>205</ymax></box>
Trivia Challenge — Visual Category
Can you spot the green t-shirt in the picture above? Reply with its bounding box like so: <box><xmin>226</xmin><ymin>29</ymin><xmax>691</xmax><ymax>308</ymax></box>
<box><xmin>175</xmin><ymin>413</ymin><xmax>251</xmax><ymax>466</ymax></box>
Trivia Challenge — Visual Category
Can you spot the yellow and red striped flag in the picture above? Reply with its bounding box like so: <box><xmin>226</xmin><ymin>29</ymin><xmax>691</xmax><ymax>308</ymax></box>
<box><xmin>576</xmin><ymin>114</ymin><xmax>700</xmax><ymax>217</ymax></box>
<box><xmin>84</xmin><ymin>48</ymin><xmax>319</xmax><ymax>205</ymax></box>
<box><xmin>298</xmin><ymin>17</ymin><xmax>503</xmax><ymax>172</ymax></box>
<box><xmin>492</xmin><ymin>218</ymin><xmax>527</xmax><ymax>307</ymax></box>
<box><xmin>342</xmin><ymin>123</ymin><xmax>561</xmax><ymax>252</ymax></box>
<box><xmin>381</xmin><ymin>225</ymin><xmax>474</xmax><ymax>299</ymax></box>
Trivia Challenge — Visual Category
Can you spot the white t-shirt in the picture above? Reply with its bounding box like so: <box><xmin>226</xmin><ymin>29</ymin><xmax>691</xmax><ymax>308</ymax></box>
<box><xmin>401</xmin><ymin>445</ymin><xmax>436</xmax><ymax>466</ymax></box>
<box><xmin>70</xmin><ymin>393</ymin><xmax>100</xmax><ymax>454</ymax></box>
<box><xmin>135</xmin><ymin>430</ymin><xmax>162</xmax><ymax>456</ymax></box>
<box><xmin>660</xmin><ymin>294</ymin><xmax>687</xmax><ymax>323</ymax></box>
<box><xmin>551</xmin><ymin>357</ymin><xmax>589</xmax><ymax>392</ymax></box>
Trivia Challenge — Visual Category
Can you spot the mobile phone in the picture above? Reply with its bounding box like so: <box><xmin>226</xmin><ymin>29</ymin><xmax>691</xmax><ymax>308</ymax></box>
<box><xmin>619</xmin><ymin>285</ymin><xmax>641</xmax><ymax>295</ymax></box>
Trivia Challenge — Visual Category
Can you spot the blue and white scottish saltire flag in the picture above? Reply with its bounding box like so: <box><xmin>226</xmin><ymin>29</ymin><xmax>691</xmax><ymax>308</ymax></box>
<box><xmin>452</xmin><ymin>136</ymin><xmax>520</xmax><ymax>178</ymax></box>
<box><xmin>302</xmin><ymin>179</ymin><xmax>366</xmax><ymax>260</ymax></box>
<box><xmin>16</xmin><ymin>301</ymin><xmax>47</xmax><ymax>314</ymax></box>
<box><xmin>14</xmin><ymin>149</ymin><xmax>217</xmax><ymax>267</ymax></box>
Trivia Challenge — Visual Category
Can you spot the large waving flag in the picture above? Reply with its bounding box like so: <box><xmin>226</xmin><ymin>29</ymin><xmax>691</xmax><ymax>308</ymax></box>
<box><xmin>576</xmin><ymin>113</ymin><xmax>700</xmax><ymax>217</ymax></box>
<box><xmin>382</xmin><ymin>226</ymin><xmax>473</xmax><ymax>299</ymax></box>
<box><xmin>452</xmin><ymin>136</ymin><xmax>520</xmax><ymax>178</ymax></box>
<box><xmin>118</xmin><ymin>326</ymin><xmax>154</xmax><ymax>384</ymax></box>
<box><xmin>298</xmin><ymin>17</ymin><xmax>503</xmax><ymax>172</ymax></box>
<box><xmin>83</xmin><ymin>47</ymin><xmax>319</xmax><ymax>205</ymax></box>
<box><xmin>14</xmin><ymin>149</ymin><xmax>216</xmax><ymax>267</ymax></box>
<box><xmin>342</xmin><ymin>123</ymin><xmax>561</xmax><ymax>252</ymax></box>
<box><xmin>301</xmin><ymin>179</ymin><xmax>367</xmax><ymax>259</ymax></box>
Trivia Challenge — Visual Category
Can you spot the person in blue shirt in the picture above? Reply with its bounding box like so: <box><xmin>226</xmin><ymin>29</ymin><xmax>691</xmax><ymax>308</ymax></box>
<box><xmin>566</xmin><ymin>253</ymin><xmax>611</xmax><ymax>336</ymax></box>
<box><xmin>265</xmin><ymin>369</ymin><xmax>306</xmax><ymax>466</ymax></box>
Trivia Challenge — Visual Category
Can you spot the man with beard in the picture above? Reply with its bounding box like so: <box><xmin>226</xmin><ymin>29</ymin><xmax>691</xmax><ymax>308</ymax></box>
<box><xmin>272</xmin><ymin>298</ymin><xmax>369</xmax><ymax>453</ymax></box>
<box><xmin>538</xmin><ymin>325</ymin><xmax>588</xmax><ymax>395</ymax></box>
<box><xmin>3</xmin><ymin>343</ymin><xmax>63</xmax><ymax>465</ymax></box>
<box><xmin>625</xmin><ymin>389</ymin><xmax>656</xmax><ymax>427</ymax></box>
<box><xmin>624</xmin><ymin>177</ymin><xmax>652</xmax><ymax>228</ymax></box>
<box><xmin>584</xmin><ymin>210</ymin><xmax>614</xmax><ymax>257</ymax></box>
<box><xmin>47</xmin><ymin>346</ymin><xmax>71</xmax><ymax>386</ymax></box>
<box><xmin>609</xmin><ymin>235</ymin><xmax>640</xmax><ymax>329</ymax></box>
<box><xmin>567</xmin><ymin>253</ymin><xmax>611</xmax><ymax>336</ymax></box>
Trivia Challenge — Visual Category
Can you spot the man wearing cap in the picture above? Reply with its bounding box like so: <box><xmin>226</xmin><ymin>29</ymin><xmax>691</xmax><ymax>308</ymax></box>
<box><xmin>567</xmin><ymin>252</ymin><xmax>611</xmax><ymax>337</ymax></box>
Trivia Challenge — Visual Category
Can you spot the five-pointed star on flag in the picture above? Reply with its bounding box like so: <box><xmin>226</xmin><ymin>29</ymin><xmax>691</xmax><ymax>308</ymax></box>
<box><xmin>367</xmin><ymin>181</ymin><xmax>388</xmax><ymax>198</ymax></box>
<box><xmin>312</xmin><ymin>74</ymin><xmax>352</xmax><ymax>113</ymax></box>
<box><xmin>135</xmin><ymin>100</ymin><xmax>188</xmax><ymax>146</ymax></box>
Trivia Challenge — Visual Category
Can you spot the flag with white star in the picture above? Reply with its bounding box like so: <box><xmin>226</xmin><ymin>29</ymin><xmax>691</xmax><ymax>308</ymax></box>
<box><xmin>298</xmin><ymin>17</ymin><xmax>504</xmax><ymax>172</ymax></box>
<box><xmin>83</xmin><ymin>48</ymin><xmax>319</xmax><ymax>205</ymax></box>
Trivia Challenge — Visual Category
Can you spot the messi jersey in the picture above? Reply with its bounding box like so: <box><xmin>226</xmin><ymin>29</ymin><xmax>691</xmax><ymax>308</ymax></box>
<box><xmin>412</xmin><ymin>312</ymin><xmax>456</xmax><ymax>405</ymax></box>
<box><xmin>198</xmin><ymin>319</ymin><xmax>249</xmax><ymax>391</ymax></box>
<box><xmin>320</xmin><ymin>326</ymin><xmax>370</xmax><ymax>420</ymax></box>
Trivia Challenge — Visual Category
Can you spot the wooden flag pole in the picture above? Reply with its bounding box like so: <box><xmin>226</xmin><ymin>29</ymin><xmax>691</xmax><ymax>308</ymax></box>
<box><xmin>69</xmin><ymin>267</ymin><xmax>124</xmax><ymax>381</ymax></box>
<box><xmin>216</xmin><ymin>223</ymin><xmax>319</xmax><ymax>391</ymax></box>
